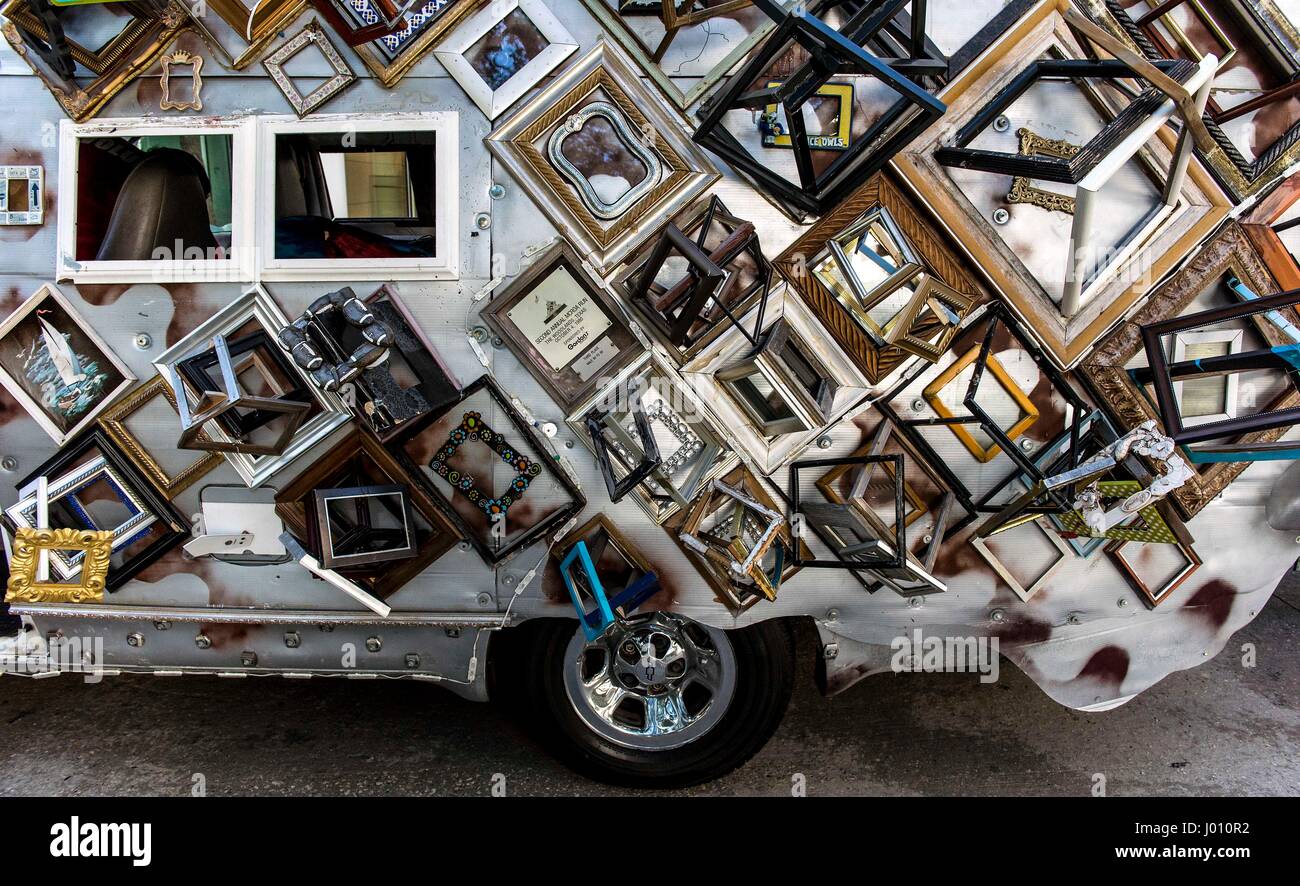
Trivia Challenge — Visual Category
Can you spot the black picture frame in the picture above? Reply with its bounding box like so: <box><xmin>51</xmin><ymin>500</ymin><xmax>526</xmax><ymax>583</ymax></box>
<box><xmin>585</xmin><ymin>383</ymin><xmax>662</xmax><ymax>504</ymax></box>
<box><xmin>788</xmin><ymin>453</ymin><xmax>907</xmax><ymax>572</ymax></box>
<box><xmin>311</xmin><ymin>483</ymin><xmax>419</xmax><ymax>570</ymax></box>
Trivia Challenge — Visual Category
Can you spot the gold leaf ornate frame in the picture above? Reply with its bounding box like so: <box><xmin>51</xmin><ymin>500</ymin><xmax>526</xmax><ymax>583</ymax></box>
<box><xmin>487</xmin><ymin>40</ymin><xmax>720</xmax><ymax>272</ymax></box>
<box><xmin>893</xmin><ymin>0</ymin><xmax>1232</xmax><ymax>369</ymax></box>
<box><xmin>774</xmin><ymin>172</ymin><xmax>988</xmax><ymax>386</ymax></box>
<box><xmin>160</xmin><ymin>49</ymin><xmax>203</xmax><ymax>111</ymax></box>
<box><xmin>98</xmin><ymin>376</ymin><xmax>223</xmax><ymax>500</ymax></box>
<box><xmin>1</xmin><ymin>0</ymin><xmax>189</xmax><ymax>122</ymax></box>
<box><xmin>5</xmin><ymin>528</ymin><xmax>113</xmax><ymax>604</ymax></box>
<box><xmin>1079</xmin><ymin>221</ymin><xmax>1300</xmax><ymax>519</ymax></box>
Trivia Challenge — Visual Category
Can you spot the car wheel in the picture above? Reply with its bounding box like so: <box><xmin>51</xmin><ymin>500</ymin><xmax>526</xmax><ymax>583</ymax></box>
<box><xmin>494</xmin><ymin>614</ymin><xmax>795</xmax><ymax>789</ymax></box>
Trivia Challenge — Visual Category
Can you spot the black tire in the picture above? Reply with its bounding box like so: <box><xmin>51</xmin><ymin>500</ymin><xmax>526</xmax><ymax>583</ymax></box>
<box><xmin>492</xmin><ymin>616</ymin><xmax>796</xmax><ymax>789</ymax></box>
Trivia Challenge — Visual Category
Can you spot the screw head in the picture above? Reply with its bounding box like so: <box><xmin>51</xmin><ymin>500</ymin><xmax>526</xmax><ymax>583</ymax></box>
<box><xmin>825</xmin><ymin>608</ymin><xmax>839</xmax><ymax>622</ymax></box>
<box><xmin>133</xmin><ymin>332</ymin><xmax>152</xmax><ymax>350</ymax></box>
<box><xmin>241</xmin><ymin>651</ymin><xmax>258</xmax><ymax>667</ymax></box>
<box><xmin>126</xmin><ymin>632</ymin><xmax>144</xmax><ymax>648</ymax></box>
<box><xmin>488</xmin><ymin>183</ymin><xmax>506</xmax><ymax>200</ymax></box>
<box><xmin>908</xmin><ymin>596</ymin><xmax>923</xmax><ymax>609</ymax></box>
<box><xmin>195</xmin><ymin>634</ymin><xmax>211</xmax><ymax>649</ymax></box>
<box><xmin>1</xmin><ymin>456</ymin><xmax>18</xmax><ymax>472</ymax></box>
<box><xmin>1019</xmin><ymin>438</ymin><xmax>1035</xmax><ymax>452</ymax></box>
<box><xmin>823</xmin><ymin>643</ymin><xmax>839</xmax><ymax>660</ymax></box>
<box><xmin>475</xmin><ymin>212</ymin><xmax>492</xmax><ymax>230</ymax></box>
<box><xmin>911</xmin><ymin>398</ymin><xmax>926</xmax><ymax>413</ymax></box>
<box><xmin>153</xmin><ymin>620</ymin><xmax>171</xmax><ymax>631</ymax></box>
<box><xmin>1117</xmin><ymin>598</ymin><xmax>1128</xmax><ymax>608</ymax></box>
<box><xmin>365</xmin><ymin>636</ymin><xmax>382</xmax><ymax>653</ymax></box>
<box><xmin>990</xmin><ymin>608</ymin><xmax>1005</xmax><ymax>623</ymax></box>
<box><xmin>284</xmin><ymin>631</ymin><xmax>301</xmax><ymax>649</ymax></box>
<box><xmin>993</xmin><ymin>114</ymin><xmax>1011</xmax><ymax>132</ymax></box>
<box><xmin>992</xmin><ymin>207</ymin><xmax>1011</xmax><ymax>225</ymax></box>
<box><xmin>405</xmin><ymin>654</ymin><xmax>420</xmax><ymax>669</ymax></box>
<box><xmin>1067</xmin><ymin>612</ymin><xmax>1082</xmax><ymax>626</ymax></box>
<box><xmin>816</xmin><ymin>435</ymin><xmax>833</xmax><ymax>449</ymax></box>
<box><xmin>476</xmin><ymin>592</ymin><xmax>492</xmax><ymax>607</ymax></box>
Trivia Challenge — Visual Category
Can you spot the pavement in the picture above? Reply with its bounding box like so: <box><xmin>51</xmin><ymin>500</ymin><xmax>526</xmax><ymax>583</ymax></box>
<box><xmin>1</xmin><ymin>578</ymin><xmax>1298</xmax><ymax>797</ymax></box>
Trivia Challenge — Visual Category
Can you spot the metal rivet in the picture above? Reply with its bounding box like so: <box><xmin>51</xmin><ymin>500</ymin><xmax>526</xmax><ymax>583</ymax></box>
<box><xmin>241</xmin><ymin>651</ymin><xmax>258</xmax><ymax>667</ymax></box>
<box><xmin>990</xmin><ymin>608</ymin><xmax>1005</xmax><ymax>623</ymax></box>
<box><xmin>825</xmin><ymin>608</ymin><xmax>839</xmax><ymax>622</ymax></box>
<box><xmin>0</xmin><ymin>456</ymin><xmax>17</xmax><ymax>473</ymax></box>
<box><xmin>823</xmin><ymin>643</ymin><xmax>839</xmax><ymax>660</ymax></box>
<box><xmin>1118</xmin><ymin>598</ymin><xmax>1128</xmax><ymax>608</ymax></box>
<box><xmin>457</xmin><ymin>541</ymin><xmax>471</xmax><ymax>553</ymax></box>
<box><xmin>133</xmin><ymin>332</ymin><xmax>152</xmax><ymax>350</ymax></box>
<box><xmin>405</xmin><ymin>654</ymin><xmax>420</xmax><ymax>669</ymax></box>
<box><xmin>1067</xmin><ymin>612</ymin><xmax>1082</xmax><ymax>626</ymax></box>
<box><xmin>153</xmin><ymin>620</ymin><xmax>171</xmax><ymax>631</ymax></box>
<box><xmin>922</xmin><ymin>534</ymin><xmax>933</xmax><ymax>544</ymax></box>
<box><xmin>126</xmin><ymin>632</ymin><xmax>144</xmax><ymax>648</ymax></box>
<box><xmin>488</xmin><ymin>183</ymin><xmax>506</xmax><ymax>200</ymax></box>
<box><xmin>911</xmin><ymin>398</ymin><xmax>926</xmax><ymax>413</ymax></box>
<box><xmin>284</xmin><ymin>631</ymin><xmax>301</xmax><ymax>649</ymax></box>
<box><xmin>491</xmin><ymin>335</ymin><xmax>505</xmax><ymax>349</ymax></box>
<box><xmin>445</xmin><ymin>627</ymin><xmax>461</xmax><ymax>639</ymax></box>
<box><xmin>565</xmin><ymin>439</ymin><xmax>574</xmax><ymax>449</ymax></box>
<box><xmin>1019</xmin><ymin>438</ymin><xmax>1035</xmax><ymax>452</ymax></box>
<box><xmin>469</xmin><ymin>325</ymin><xmax>490</xmax><ymax>343</ymax></box>
<box><xmin>475</xmin><ymin>212</ymin><xmax>492</xmax><ymax>230</ymax></box>
<box><xmin>195</xmin><ymin>634</ymin><xmax>211</xmax><ymax>649</ymax></box>
<box><xmin>365</xmin><ymin>636</ymin><xmax>382</xmax><ymax>653</ymax></box>
<box><xmin>993</xmin><ymin>114</ymin><xmax>1011</xmax><ymax>132</ymax></box>
<box><xmin>540</xmin><ymin>421</ymin><xmax>558</xmax><ymax>438</ymax></box>
<box><xmin>476</xmin><ymin>592</ymin><xmax>492</xmax><ymax>607</ymax></box>
<box><xmin>992</xmin><ymin>207</ymin><xmax>1011</xmax><ymax>225</ymax></box>
<box><xmin>908</xmin><ymin>596</ymin><xmax>923</xmax><ymax>609</ymax></box>
<box><xmin>503</xmin><ymin>574</ymin><xmax>516</xmax><ymax>587</ymax></box>
<box><xmin>816</xmin><ymin>435</ymin><xmax>833</xmax><ymax>449</ymax></box>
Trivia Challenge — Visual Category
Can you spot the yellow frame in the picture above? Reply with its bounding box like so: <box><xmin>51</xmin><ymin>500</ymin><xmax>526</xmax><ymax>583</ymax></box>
<box><xmin>762</xmin><ymin>81</ymin><xmax>854</xmax><ymax>150</ymax></box>
<box><xmin>98</xmin><ymin>377</ymin><xmax>222</xmax><ymax>500</ymax></box>
<box><xmin>5</xmin><ymin>528</ymin><xmax>113</xmax><ymax>604</ymax></box>
<box><xmin>922</xmin><ymin>345</ymin><xmax>1040</xmax><ymax>463</ymax></box>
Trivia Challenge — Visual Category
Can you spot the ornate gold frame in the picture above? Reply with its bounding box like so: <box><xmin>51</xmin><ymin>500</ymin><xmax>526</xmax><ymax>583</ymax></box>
<box><xmin>1079</xmin><ymin>221</ymin><xmax>1300</xmax><ymax>518</ymax></box>
<box><xmin>1</xmin><ymin>0</ymin><xmax>190</xmax><ymax>122</ymax></box>
<box><xmin>160</xmin><ymin>49</ymin><xmax>203</xmax><ymax>111</ymax></box>
<box><xmin>1006</xmin><ymin>127</ymin><xmax>1080</xmax><ymax>215</ymax></box>
<box><xmin>775</xmin><ymin>172</ymin><xmax>988</xmax><ymax>385</ymax></box>
<box><xmin>922</xmin><ymin>345</ymin><xmax>1041</xmax><ymax>464</ymax></box>
<box><xmin>5</xmin><ymin>528</ymin><xmax>113</xmax><ymax>604</ymax></box>
<box><xmin>98</xmin><ymin>376</ymin><xmax>223</xmax><ymax>500</ymax></box>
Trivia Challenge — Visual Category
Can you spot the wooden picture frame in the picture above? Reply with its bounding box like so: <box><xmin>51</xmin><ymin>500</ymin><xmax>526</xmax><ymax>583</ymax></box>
<box><xmin>775</xmin><ymin>172</ymin><xmax>986</xmax><ymax>386</ymax></box>
<box><xmin>893</xmin><ymin>0</ymin><xmax>1232</xmax><ymax>369</ymax></box>
<box><xmin>0</xmin><ymin>284</ymin><xmax>136</xmax><ymax>446</ymax></box>
<box><xmin>486</xmin><ymin>40</ymin><xmax>720</xmax><ymax>272</ymax></box>
<box><xmin>480</xmin><ymin>241</ymin><xmax>643</xmax><ymax>414</ymax></box>
<box><xmin>1079</xmin><ymin>221</ymin><xmax>1300</xmax><ymax>518</ymax></box>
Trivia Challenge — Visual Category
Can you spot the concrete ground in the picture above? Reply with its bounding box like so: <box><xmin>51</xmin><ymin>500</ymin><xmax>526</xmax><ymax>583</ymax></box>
<box><xmin>1</xmin><ymin>579</ymin><xmax>1298</xmax><ymax>797</ymax></box>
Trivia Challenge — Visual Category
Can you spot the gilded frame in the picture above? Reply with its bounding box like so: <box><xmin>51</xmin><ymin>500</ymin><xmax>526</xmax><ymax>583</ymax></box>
<box><xmin>98</xmin><ymin>376</ymin><xmax>223</xmax><ymax>500</ymax></box>
<box><xmin>1</xmin><ymin>0</ymin><xmax>189</xmax><ymax>122</ymax></box>
<box><xmin>347</xmin><ymin>0</ymin><xmax>491</xmax><ymax>88</ymax></box>
<box><xmin>4</xmin><ymin>528</ymin><xmax>112</xmax><ymax>604</ymax></box>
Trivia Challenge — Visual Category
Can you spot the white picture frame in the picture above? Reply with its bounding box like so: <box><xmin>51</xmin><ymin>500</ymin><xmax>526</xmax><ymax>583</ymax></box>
<box><xmin>256</xmin><ymin>112</ymin><xmax>460</xmax><ymax>281</ymax></box>
<box><xmin>970</xmin><ymin>520</ymin><xmax>1074</xmax><ymax>603</ymax></box>
<box><xmin>1171</xmin><ymin>328</ymin><xmax>1244</xmax><ymax>426</ymax></box>
<box><xmin>152</xmin><ymin>284</ymin><xmax>350</xmax><ymax>487</ymax></box>
<box><xmin>0</xmin><ymin>284</ymin><xmax>136</xmax><ymax>446</ymax></box>
<box><xmin>434</xmin><ymin>0</ymin><xmax>578</xmax><ymax>121</ymax></box>
<box><xmin>56</xmin><ymin>116</ymin><xmax>258</xmax><ymax>285</ymax></box>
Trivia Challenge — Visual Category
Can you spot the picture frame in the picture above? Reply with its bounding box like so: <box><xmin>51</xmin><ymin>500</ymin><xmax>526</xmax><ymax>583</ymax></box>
<box><xmin>195</xmin><ymin>0</ymin><xmax>309</xmax><ymax>69</ymax></box>
<box><xmin>394</xmin><ymin>374</ymin><xmax>586</xmax><ymax>565</ymax></box>
<box><xmin>775</xmin><ymin>172</ymin><xmax>986</xmax><ymax>386</ymax></box>
<box><xmin>1</xmin><ymin>0</ymin><xmax>189</xmax><ymax>122</ymax></box>
<box><xmin>677</xmin><ymin>479</ymin><xmax>788</xmax><ymax>612</ymax></box>
<box><xmin>1104</xmin><ymin>529</ymin><xmax>1202</xmax><ymax>608</ymax></box>
<box><xmin>3</xmin><ymin>427</ymin><xmax>189</xmax><ymax>592</ymax></box>
<box><xmin>342</xmin><ymin>0</ymin><xmax>490</xmax><ymax>88</ymax></box>
<box><xmin>1079</xmin><ymin>221</ymin><xmax>1300</xmax><ymax>518</ymax></box>
<box><xmin>0</xmin><ymin>164</ymin><xmax>42</xmax><ymax>225</ymax></box>
<box><xmin>256</xmin><ymin>113</ymin><xmax>460</xmax><ymax>281</ymax></box>
<box><xmin>680</xmin><ymin>286</ymin><xmax>872</xmax><ymax>475</ymax></box>
<box><xmin>275</xmin><ymin>429</ymin><xmax>462</xmax><ymax>598</ymax></box>
<box><xmin>0</xmin><ymin>283</ymin><xmax>136</xmax><ymax>446</ymax></box>
<box><xmin>788</xmin><ymin>453</ymin><xmax>909</xmax><ymax>574</ymax></box>
<box><xmin>159</xmin><ymin>49</ymin><xmax>203</xmax><ymax>112</ymax></box>
<box><xmin>577</xmin><ymin>0</ymin><xmax>779</xmax><ymax>111</ymax></box>
<box><xmin>552</xmin><ymin>512</ymin><xmax>660</xmax><ymax>638</ymax></box>
<box><xmin>98</xmin><ymin>376</ymin><xmax>223</xmax><ymax>500</ymax></box>
<box><xmin>969</xmin><ymin>516</ymin><xmax>1073</xmax><ymax>603</ymax></box>
<box><xmin>893</xmin><ymin>0</ymin><xmax>1233</xmax><ymax>369</ymax></box>
<box><xmin>434</xmin><ymin>0</ymin><xmax>579</xmax><ymax>120</ymax></box>
<box><xmin>262</xmin><ymin>20</ymin><xmax>358</xmax><ymax>118</ymax></box>
<box><xmin>486</xmin><ymin>40</ymin><xmax>720</xmax><ymax>272</ymax></box>
<box><xmin>4</xmin><ymin>528</ymin><xmax>112</xmax><ymax>605</ymax></box>
<box><xmin>312</xmin><ymin>483</ymin><xmax>419</xmax><ymax>570</ymax></box>
<box><xmin>56</xmin><ymin>115</ymin><xmax>258</xmax><ymax>284</ymax></box>
<box><xmin>311</xmin><ymin>0</ymin><xmax>420</xmax><ymax>45</ymax></box>
<box><xmin>153</xmin><ymin>284</ymin><xmax>351</xmax><ymax>488</ymax></box>
<box><xmin>480</xmin><ymin>240</ymin><xmax>643</xmax><ymax>415</ymax></box>
<box><xmin>1085</xmin><ymin>0</ymin><xmax>1300</xmax><ymax>202</ymax></box>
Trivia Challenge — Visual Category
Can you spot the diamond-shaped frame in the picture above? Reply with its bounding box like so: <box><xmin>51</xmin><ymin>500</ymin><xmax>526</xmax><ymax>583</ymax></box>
<box><xmin>263</xmin><ymin>19</ymin><xmax>359</xmax><ymax>118</ymax></box>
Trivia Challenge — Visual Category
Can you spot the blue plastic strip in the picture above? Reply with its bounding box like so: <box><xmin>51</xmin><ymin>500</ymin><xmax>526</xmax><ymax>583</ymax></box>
<box><xmin>560</xmin><ymin>541</ymin><xmax>616</xmax><ymax>642</ymax></box>
<box><xmin>1227</xmin><ymin>276</ymin><xmax>1300</xmax><ymax>343</ymax></box>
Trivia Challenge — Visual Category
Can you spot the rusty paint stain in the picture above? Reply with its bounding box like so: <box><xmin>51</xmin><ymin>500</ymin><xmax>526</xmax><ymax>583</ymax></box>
<box><xmin>1076</xmin><ymin>645</ymin><xmax>1129</xmax><ymax>689</ymax></box>
<box><xmin>1183</xmin><ymin>578</ymin><xmax>1236</xmax><ymax>629</ymax></box>
<box><xmin>993</xmin><ymin>615</ymin><xmax>1053</xmax><ymax>647</ymax></box>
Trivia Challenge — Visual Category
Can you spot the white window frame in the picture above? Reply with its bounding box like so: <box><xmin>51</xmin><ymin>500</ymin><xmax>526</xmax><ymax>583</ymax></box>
<box><xmin>256</xmin><ymin>112</ymin><xmax>459</xmax><ymax>281</ymax></box>
<box><xmin>433</xmin><ymin>0</ymin><xmax>578</xmax><ymax>121</ymax></box>
<box><xmin>57</xmin><ymin>116</ymin><xmax>257</xmax><ymax>284</ymax></box>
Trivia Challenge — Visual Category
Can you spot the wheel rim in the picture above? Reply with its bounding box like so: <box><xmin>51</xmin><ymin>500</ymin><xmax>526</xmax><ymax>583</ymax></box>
<box><xmin>562</xmin><ymin>613</ymin><xmax>737</xmax><ymax>751</ymax></box>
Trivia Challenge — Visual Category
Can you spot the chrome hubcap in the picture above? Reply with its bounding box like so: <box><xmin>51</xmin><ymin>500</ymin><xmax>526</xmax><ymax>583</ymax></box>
<box><xmin>563</xmin><ymin>613</ymin><xmax>736</xmax><ymax>751</ymax></box>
